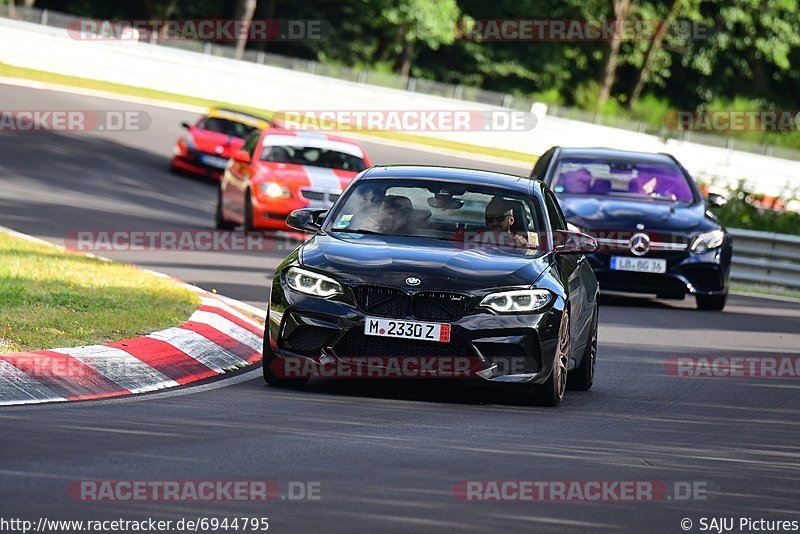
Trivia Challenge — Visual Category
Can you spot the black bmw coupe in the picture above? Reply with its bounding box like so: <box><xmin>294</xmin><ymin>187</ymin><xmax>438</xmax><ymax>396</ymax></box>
<box><xmin>533</xmin><ymin>147</ymin><xmax>732</xmax><ymax>311</ymax></box>
<box><xmin>263</xmin><ymin>165</ymin><xmax>599</xmax><ymax>406</ymax></box>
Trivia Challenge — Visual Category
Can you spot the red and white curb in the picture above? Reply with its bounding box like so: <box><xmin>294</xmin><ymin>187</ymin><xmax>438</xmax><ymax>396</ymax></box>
<box><xmin>0</xmin><ymin>289</ymin><xmax>264</xmax><ymax>406</ymax></box>
<box><xmin>0</xmin><ymin>227</ymin><xmax>265</xmax><ymax>406</ymax></box>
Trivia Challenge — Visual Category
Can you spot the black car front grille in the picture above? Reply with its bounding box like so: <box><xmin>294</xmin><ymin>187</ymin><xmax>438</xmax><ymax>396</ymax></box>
<box><xmin>412</xmin><ymin>292</ymin><xmax>471</xmax><ymax>321</ymax></box>
<box><xmin>353</xmin><ymin>286</ymin><xmax>409</xmax><ymax>318</ymax></box>
<box><xmin>282</xmin><ymin>325</ymin><xmax>338</xmax><ymax>355</ymax></box>
<box><xmin>353</xmin><ymin>286</ymin><xmax>471</xmax><ymax>321</ymax></box>
<box><xmin>594</xmin><ymin>231</ymin><xmax>691</xmax><ymax>260</ymax></box>
<box><xmin>334</xmin><ymin>330</ymin><xmax>473</xmax><ymax>359</ymax></box>
<box><xmin>300</xmin><ymin>189</ymin><xmax>325</xmax><ymax>201</ymax></box>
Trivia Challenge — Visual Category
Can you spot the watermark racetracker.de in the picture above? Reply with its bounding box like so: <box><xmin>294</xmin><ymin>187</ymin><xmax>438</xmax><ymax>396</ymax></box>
<box><xmin>0</xmin><ymin>111</ymin><xmax>150</xmax><ymax>132</ymax></box>
<box><xmin>65</xmin><ymin>230</ymin><xmax>281</xmax><ymax>254</ymax></box>
<box><xmin>67</xmin><ymin>18</ymin><xmax>330</xmax><ymax>42</ymax></box>
<box><xmin>67</xmin><ymin>480</ymin><xmax>321</xmax><ymax>502</ymax></box>
<box><xmin>665</xmin><ymin>110</ymin><xmax>800</xmax><ymax>132</ymax></box>
<box><xmin>665</xmin><ymin>356</ymin><xmax>800</xmax><ymax>379</ymax></box>
<box><xmin>457</xmin><ymin>19</ymin><xmax>712</xmax><ymax>42</ymax></box>
<box><xmin>453</xmin><ymin>480</ymin><xmax>708</xmax><ymax>502</ymax></box>
<box><xmin>271</xmin><ymin>109</ymin><xmax>537</xmax><ymax>132</ymax></box>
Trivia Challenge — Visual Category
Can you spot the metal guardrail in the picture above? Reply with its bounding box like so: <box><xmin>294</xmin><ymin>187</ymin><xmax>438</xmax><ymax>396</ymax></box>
<box><xmin>730</xmin><ymin>228</ymin><xmax>800</xmax><ymax>289</ymax></box>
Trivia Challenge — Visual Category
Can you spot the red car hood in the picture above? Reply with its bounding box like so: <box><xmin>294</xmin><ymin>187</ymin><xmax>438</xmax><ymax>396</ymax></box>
<box><xmin>190</xmin><ymin>129</ymin><xmax>244</xmax><ymax>157</ymax></box>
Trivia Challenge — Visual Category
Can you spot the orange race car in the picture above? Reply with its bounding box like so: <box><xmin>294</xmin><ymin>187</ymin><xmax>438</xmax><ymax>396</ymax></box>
<box><xmin>216</xmin><ymin>129</ymin><xmax>371</xmax><ymax>231</ymax></box>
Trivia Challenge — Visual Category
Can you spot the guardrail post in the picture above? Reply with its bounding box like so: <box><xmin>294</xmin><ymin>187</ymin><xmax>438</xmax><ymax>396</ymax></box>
<box><xmin>502</xmin><ymin>94</ymin><xmax>512</xmax><ymax>108</ymax></box>
<box><xmin>40</xmin><ymin>9</ymin><xmax>48</xmax><ymax>25</ymax></box>
<box><xmin>358</xmin><ymin>70</ymin><xmax>367</xmax><ymax>84</ymax></box>
<box><xmin>454</xmin><ymin>85</ymin><xmax>463</xmax><ymax>100</ymax></box>
<box><xmin>256</xmin><ymin>51</ymin><xmax>265</xmax><ymax>64</ymax></box>
<box><xmin>407</xmin><ymin>77</ymin><xmax>416</xmax><ymax>92</ymax></box>
<box><xmin>203</xmin><ymin>42</ymin><xmax>212</xmax><ymax>55</ymax></box>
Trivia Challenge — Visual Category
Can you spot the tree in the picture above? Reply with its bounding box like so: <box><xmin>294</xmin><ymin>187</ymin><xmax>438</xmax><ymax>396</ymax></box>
<box><xmin>629</xmin><ymin>0</ymin><xmax>681</xmax><ymax>106</ymax></box>
<box><xmin>382</xmin><ymin>0</ymin><xmax>460</xmax><ymax>77</ymax></box>
<box><xmin>599</xmin><ymin>0</ymin><xmax>633</xmax><ymax>104</ymax></box>
<box><xmin>235</xmin><ymin>0</ymin><xmax>259</xmax><ymax>60</ymax></box>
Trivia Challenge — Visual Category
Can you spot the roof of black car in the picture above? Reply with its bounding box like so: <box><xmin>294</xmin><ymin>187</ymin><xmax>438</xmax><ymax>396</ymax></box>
<box><xmin>555</xmin><ymin>147</ymin><xmax>676</xmax><ymax>164</ymax></box>
<box><xmin>363</xmin><ymin>165</ymin><xmax>535</xmax><ymax>192</ymax></box>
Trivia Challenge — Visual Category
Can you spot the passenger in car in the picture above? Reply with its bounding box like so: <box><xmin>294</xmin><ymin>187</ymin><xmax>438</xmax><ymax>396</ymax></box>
<box><xmin>471</xmin><ymin>197</ymin><xmax>529</xmax><ymax>248</ymax></box>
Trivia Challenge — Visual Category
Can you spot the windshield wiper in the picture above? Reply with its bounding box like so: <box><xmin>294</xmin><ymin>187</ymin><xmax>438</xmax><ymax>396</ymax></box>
<box><xmin>332</xmin><ymin>228</ymin><xmax>385</xmax><ymax>236</ymax></box>
<box><xmin>332</xmin><ymin>229</ymin><xmax>455</xmax><ymax>241</ymax></box>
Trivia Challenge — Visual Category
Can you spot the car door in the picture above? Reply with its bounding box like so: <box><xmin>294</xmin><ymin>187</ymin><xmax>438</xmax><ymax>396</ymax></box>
<box><xmin>544</xmin><ymin>189</ymin><xmax>589</xmax><ymax>356</ymax></box>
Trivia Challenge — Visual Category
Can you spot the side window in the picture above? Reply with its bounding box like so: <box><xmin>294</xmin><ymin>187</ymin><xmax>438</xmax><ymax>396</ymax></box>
<box><xmin>242</xmin><ymin>132</ymin><xmax>261</xmax><ymax>157</ymax></box>
<box><xmin>530</xmin><ymin>147</ymin><xmax>555</xmax><ymax>182</ymax></box>
<box><xmin>544</xmin><ymin>190</ymin><xmax>567</xmax><ymax>231</ymax></box>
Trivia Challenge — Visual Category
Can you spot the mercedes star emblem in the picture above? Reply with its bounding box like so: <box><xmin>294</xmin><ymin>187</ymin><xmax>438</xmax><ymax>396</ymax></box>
<box><xmin>629</xmin><ymin>233</ymin><xmax>651</xmax><ymax>256</ymax></box>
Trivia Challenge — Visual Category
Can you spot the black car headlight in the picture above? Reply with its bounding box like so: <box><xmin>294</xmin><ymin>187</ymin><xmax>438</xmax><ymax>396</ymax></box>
<box><xmin>480</xmin><ymin>289</ymin><xmax>552</xmax><ymax>313</ymax></box>
<box><xmin>691</xmin><ymin>229</ymin><xmax>725</xmax><ymax>254</ymax></box>
<box><xmin>285</xmin><ymin>267</ymin><xmax>342</xmax><ymax>298</ymax></box>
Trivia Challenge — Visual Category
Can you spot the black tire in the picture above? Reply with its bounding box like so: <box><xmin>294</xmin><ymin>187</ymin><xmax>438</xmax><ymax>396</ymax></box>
<box><xmin>696</xmin><ymin>293</ymin><xmax>727</xmax><ymax>311</ymax></box>
<box><xmin>262</xmin><ymin>335</ymin><xmax>309</xmax><ymax>389</ymax></box>
<box><xmin>243</xmin><ymin>191</ymin><xmax>256</xmax><ymax>233</ymax></box>
<box><xmin>215</xmin><ymin>188</ymin><xmax>236</xmax><ymax>230</ymax></box>
<box><xmin>567</xmin><ymin>304</ymin><xmax>598</xmax><ymax>391</ymax></box>
<box><xmin>532</xmin><ymin>310</ymin><xmax>569</xmax><ymax>407</ymax></box>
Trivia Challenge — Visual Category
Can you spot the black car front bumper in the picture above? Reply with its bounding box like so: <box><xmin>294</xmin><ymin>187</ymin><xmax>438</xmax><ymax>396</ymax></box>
<box><xmin>265</xmin><ymin>283</ymin><xmax>566</xmax><ymax>387</ymax></box>
<box><xmin>587</xmin><ymin>245</ymin><xmax>732</xmax><ymax>298</ymax></box>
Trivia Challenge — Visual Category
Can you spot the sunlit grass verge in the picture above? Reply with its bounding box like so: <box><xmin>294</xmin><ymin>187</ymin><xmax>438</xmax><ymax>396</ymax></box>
<box><xmin>731</xmin><ymin>283</ymin><xmax>800</xmax><ymax>301</ymax></box>
<box><xmin>0</xmin><ymin>62</ymin><xmax>537</xmax><ymax>165</ymax></box>
<box><xmin>0</xmin><ymin>232</ymin><xmax>199</xmax><ymax>353</ymax></box>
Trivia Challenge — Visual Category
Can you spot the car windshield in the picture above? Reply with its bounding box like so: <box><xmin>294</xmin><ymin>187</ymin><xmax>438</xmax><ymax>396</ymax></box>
<box><xmin>261</xmin><ymin>145</ymin><xmax>367</xmax><ymax>172</ymax></box>
<box><xmin>325</xmin><ymin>179</ymin><xmax>543</xmax><ymax>249</ymax></box>
<box><xmin>551</xmin><ymin>158</ymin><xmax>695</xmax><ymax>203</ymax></box>
<box><xmin>199</xmin><ymin>117</ymin><xmax>258</xmax><ymax>138</ymax></box>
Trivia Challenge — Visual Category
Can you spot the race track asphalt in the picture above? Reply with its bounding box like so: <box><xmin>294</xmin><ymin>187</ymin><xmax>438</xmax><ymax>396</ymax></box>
<box><xmin>1</xmin><ymin>83</ymin><xmax>799</xmax><ymax>533</ymax></box>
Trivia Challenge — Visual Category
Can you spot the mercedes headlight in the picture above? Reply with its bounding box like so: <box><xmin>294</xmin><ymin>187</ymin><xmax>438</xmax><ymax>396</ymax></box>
<box><xmin>691</xmin><ymin>229</ymin><xmax>725</xmax><ymax>254</ymax></box>
<box><xmin>480</xmin><ymin>289</ymin><xmax>552</xmax><ymax>313</ymax></box>
<box><xmin>259</xmin><ymin>182</ymin><xmax>291</xmax><ymax>198</ymax></box>
<box><xmin>285</xmin><ymin>267</ymin><xmax>342</xmax><ymax>298</ymax></box>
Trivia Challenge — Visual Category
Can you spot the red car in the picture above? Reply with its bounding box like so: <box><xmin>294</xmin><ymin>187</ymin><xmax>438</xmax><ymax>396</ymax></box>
<box><xmin>170</xmin><ymin>108</ymin><xmax>271</xmax><ymax>179</ymax></box>
<box><xmin>216</xmin><ymin>129</ymin><xmax>372</xmax><ymax>231</ymax></box>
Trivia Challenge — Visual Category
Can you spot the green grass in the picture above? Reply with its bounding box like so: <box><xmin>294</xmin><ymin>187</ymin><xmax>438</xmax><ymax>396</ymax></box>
<box><xmin>0</xmin><ymin>62</ymin><xmax>537</xmax><ymax>166</ymax></box>
<box><xmin>731</xmin><ymin>284</ymin><xmax>800</xmax><ymax>301</ymax></box>
<box><xmin>0</xmin><ymin>232</ymin><xmax>199</xmax><ymax>353</ymax></box>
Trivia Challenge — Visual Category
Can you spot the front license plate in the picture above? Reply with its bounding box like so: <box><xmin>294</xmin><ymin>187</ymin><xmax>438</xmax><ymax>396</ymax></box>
<box><xmin>201</xmin><ymin>155</ymin><xmax>229</xmax><ymax>169</ymax></box>
<box><xmin>364</xmin><ymin>317</ymin><xmax>450</xmax><ymax>343</ymax></box>
<box><xmin>610</xmin><ymin>256</ymin><xmax>667</xmax><ymax>274</ymax></box>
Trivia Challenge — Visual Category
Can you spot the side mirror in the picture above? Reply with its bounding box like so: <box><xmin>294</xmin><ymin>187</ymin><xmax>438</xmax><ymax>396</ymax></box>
<box><xmin>286</xmin><ymin>208</ymin><xmax>328</xmax><ymax>233</ymax></box>
<box><xmin>554</xmin><ymin>230</ymin><xmax>598</xmax><ymax>254</ymax></box>
<box><xmin>706</xmin><ymin>192</ymin><xmax>727</xmax><ymax>207</ymax></box>
<box><xmin>181</xmin><ymin>121</ymin><xmax>192</xmax><ymax>129</ymax></box>
<box><xmin>232</xmin><ymin>150</ymin><xmax>251</xmax><ymax>164</ymax></box>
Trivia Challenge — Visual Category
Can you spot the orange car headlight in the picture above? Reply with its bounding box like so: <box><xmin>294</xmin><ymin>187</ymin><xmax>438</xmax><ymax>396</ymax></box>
<box><xmin>259</xmin><ymin>182</ymin><xmax>291</xmax><ymax>198</ymax></box>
